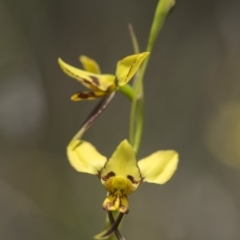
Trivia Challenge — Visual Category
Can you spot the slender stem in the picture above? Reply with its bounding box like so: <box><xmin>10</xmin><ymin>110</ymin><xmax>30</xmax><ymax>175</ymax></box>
<box><xmin>128</xmin><ymin>23</ymin><xmax>140</xmax><ymax>54</ymax></box>
<box><xmin>104</xmin><ymin>213</ymin><xmax>124</xmax><ymax>238</ymax></box>
<box><xmin>129</xmin><ymin>76</ymin><xmax>143</xmax><ymax>154</ymax></box>
<box><xmin>118</xmin><ymin>84</ymin><xmax>134</xmax><ymax>101</ymax></box>
<box><xmin>128</xmin><ymin>23</ymin><xmax>142</xmax><ymax>94</ymax></box>
<box><xmin>147</xmin><ymin>0</ymin><xmax>175</xmax><ymax>53</ymax></box>
<box><xmin>108</xmin><ymin>212</ymin><xmax>125</xmax><ymax>240</ymax></box>
<box><xmin>94</xmin><ymin>213</ymin><xmax>124</xmax><ymax>240</ymax></box>
<box><xmin>129</xmin><ymin>0</ymin><xmax>176</xmax><ymax>154</ymax></box>
<box><xmin>71</xmin><ymin>92</ymin><xmax>115</xmax><ymax>141</ymax></box>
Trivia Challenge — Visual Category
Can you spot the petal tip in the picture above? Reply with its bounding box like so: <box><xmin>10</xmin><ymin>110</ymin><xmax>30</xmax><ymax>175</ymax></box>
<box><xmin>118</xmin><ymin>139</ymin><xmax>132</xmax><ymax>149</ymax></box>
<box><xmin>138</xmin><ymin>149</ymin><xmax>179</xmax><ymax>184</ymax></box>
<box><xmin>70</xmin><ymin>94</ymin><xmax>80</xmax><ymax>101</ymax></box>
<box><xmin>58</xmin><ymin>57</ymin><xmax>63</xmax><ymax>64</ymax></box>
<box><xmin>141</xmin><ymin>51</ymin><xmax>150</xmax><ymax>56</ymax></box>
<box><xmin>58</xmin><ymin>58</ymin><xmax>66</xmax><ymax>70</ymax></box>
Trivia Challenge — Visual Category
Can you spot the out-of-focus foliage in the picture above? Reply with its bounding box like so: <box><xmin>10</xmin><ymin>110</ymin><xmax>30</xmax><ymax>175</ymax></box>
<box><xmin>0</xmin><ymin>0</ymin><xmax>240</xmax><ymax>240</ymax></box>
<box><xmin>205</xmin><ymin>101</ymin><xmax>240</xmax><ymax>168</ymax></box>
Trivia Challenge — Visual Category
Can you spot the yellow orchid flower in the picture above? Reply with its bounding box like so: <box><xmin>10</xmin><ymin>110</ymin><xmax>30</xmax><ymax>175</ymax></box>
<box><xmin>58</xmin><ymin>52</ymin><xmax>149</xmax><ymax>101</ymax></box>
<box><xmin>67</xmin><ymin>138</ymin><xmax>178</xmax><ymax>214</ymax></box>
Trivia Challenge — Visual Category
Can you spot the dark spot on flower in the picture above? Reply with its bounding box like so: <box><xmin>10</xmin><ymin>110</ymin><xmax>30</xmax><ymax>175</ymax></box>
<box><xmin>120</xmin><ymin>204</ymin><xmax>129</xmax><ymax>214</ymax></box>
<box><xmin>90</xmin><ymin>76</ymin><xmax>100</xmax><ymax>86</ymax></box>
<box><xmin>76</xmin><ymin>92</ymin><xmax>95</xmax><ymax>99</ymax></box>
<box><xmin>82</xmin><ymin>79</ymin><xmax>91</xmax><ymax>85</ymax></box>
<box><xmin>127</xmin><ymin>175</ymin><xmax>139</xmax><ymax>184</ymax></box>
<box><xmin>64</xmin><ymin>69</ymin><xmax>91</xmax><ymax>85</ymax></box>
<box><xmin>102</xmin><ymin>171</ymin><xmax>115</xmax><ymax>181</ymax></box>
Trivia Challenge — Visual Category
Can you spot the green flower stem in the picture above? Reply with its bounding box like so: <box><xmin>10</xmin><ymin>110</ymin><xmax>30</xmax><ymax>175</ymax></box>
<box><xmin>106</xmin><ymin>1</ymin><xmax>176</xmax><ymax>239</ymax></box>
<box><xmin>128</xmin><ymin>23</ymin><xmax>143</xmax><ymax>153</ymax></box>
<box><xmin>147</xmin><ymin>0</ymin><xmax>175</xmax><ymax>52</ymax></box>
<box><xmin>129</xmin><ymin>68</ymin><xmax>144</xmax><ymax>154</ymax></box>
<box><xmin>129</xmin><ymin>0</ymin><xmax>176</xmax><ymax>155</ymax></box>
<box><xmin>118</xmin><ymin>84</ymin><xmax>134</xmax><ymax>101</ymax></box>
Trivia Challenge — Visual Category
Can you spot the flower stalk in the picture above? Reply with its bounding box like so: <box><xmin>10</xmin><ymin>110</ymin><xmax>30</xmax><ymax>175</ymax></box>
<box><xmin>129</xmin><ymin>0</ymin><xmax>176</xmax><ymax>155</ymax></box>
<box><xmin>105</xmin><ymin>0</ymin><xmax>177</xmax><ymax>239</ymax></box>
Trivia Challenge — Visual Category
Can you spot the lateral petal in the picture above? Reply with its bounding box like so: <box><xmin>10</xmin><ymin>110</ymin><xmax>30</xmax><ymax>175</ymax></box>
<box><xmin>71</xmin><ymin>91</ymin><xmax>109</xmax><ymax>101</ymax></box>
<box><xmin>58</xmin><ymin>58</ymin><xmax>115</xmax><ymax>91</ymax></box>
<box><xmin>67</xmin><ymin>139</ymin><xmax>107</xmax><ymax>175</ymax></box>
<box><xmin>138</xmin><ymin>150</ymin><xmax>179</xmax><ymax>184</ymax></box>
<box><xmin>115</xmin><ymin>52</ymin><xmax>149</xmax><ymax>86</ymax></box>
<box><xmin>79</xmin><ymin>55</ymin><xmax>101</xmax><ymax>74</ymax></box>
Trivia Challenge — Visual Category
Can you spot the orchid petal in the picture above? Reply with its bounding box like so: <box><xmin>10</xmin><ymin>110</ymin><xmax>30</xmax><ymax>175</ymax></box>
<box><xmin>138</xmin><ymin>150</ymin><xmax>178</xmax><ymax>184</ymax></box>
<box><xmin>67</xmin><ymin>139</ymin><xmax>107</xmax><ymax>175</ymax></box>
<box><xmin>79</xmin><ymin>55</ymin><xmax>101</xmax><ymax>74</ymax></box>
<box><xmin>115</xmin><ymin>52</ymin><xmax>149</xmax><ymax>86</ymax></box>
<box><xmin>101</xmin><ymin>140</ymin><xmax>141</xmax><ymax>185</ymax></box>
<box><xmin>71</xmin><ymin>91</ymin><xmax>109</xmax><ymax>101</ymax></box>
<box><xmin>58</xmin><ymin>58</ymin><xmax>115</xmax><ymax>91</ymax></box>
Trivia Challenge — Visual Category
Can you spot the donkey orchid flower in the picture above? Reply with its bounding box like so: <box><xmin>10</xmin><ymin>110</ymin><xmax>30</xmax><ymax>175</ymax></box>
<box><xmin>67</xmin><ymin>138</ymin><xmax>178</xmax><ymax>213</ymax></box>
<box><xmin>58</xmin><ymin>52</ymin><xmax>149</xmax><ymax>101</ymax></box>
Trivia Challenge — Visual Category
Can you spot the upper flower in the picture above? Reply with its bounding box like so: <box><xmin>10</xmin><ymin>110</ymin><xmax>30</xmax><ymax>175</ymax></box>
<box><xmin>58</xmin><ymin>52</ymin><xmax>149</xmax><ymax>101</ymax></box>
<box><xmin>67</xmin><ymin>139</ymin><xmax>178</xmax><ymax>213</ymax></box>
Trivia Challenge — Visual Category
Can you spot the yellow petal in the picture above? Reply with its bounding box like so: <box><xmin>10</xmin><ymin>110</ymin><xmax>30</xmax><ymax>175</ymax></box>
<box><xmin>71</xmin><ymin>91</ymin><xmax>109</xmax><ymax>101</ymax></box>
<box><xmin>101</xmin><ymin>140</ymin><xmax>141</xmax><ymax>188</ymax></box>
<box><xmin>102</xmin><ymin>192</ymin><xmax>129</xmax><ymax>213</ymax></box>
<box><xmin>119</xmin><ymin>196</ymin><xmax>129</xmax><ymax>214</ymax></box>
<box><xmin>67</xmin><ymin>139</ymin><xmax>107</xmax><ymax>175</ymax></box>
<box><xmin>79</xmin><ymin>55</ymin><xmax>101</xmax><ymax>74</ymax></box>
<box><xmin>115</xmin><ymin>52</ymin><xmax>150</xmax><ymax>86</ymax></box>
<box><xmin>58</xmin><ymin>58</ymin><xmax>115</xmax><ymax>91</ymax></box>
<box><xmin>138</xmin><ymin>150</ymin><xmax>179</xmax><ymax>184</ymax></box>
<box><xmin>102</xmin><ymin>194</ymin><xmax>120</xmax><ymax>212</ymax></box>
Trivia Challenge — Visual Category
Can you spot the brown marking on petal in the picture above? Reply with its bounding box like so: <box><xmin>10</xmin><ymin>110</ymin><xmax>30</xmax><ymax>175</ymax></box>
<box><xmin>117</xmin><ymin>57</ymin><xmax>137</xmax><ymax>85</ymax></box>
<box><xmin>102</xmin><ymin>171</ymin><xmax>115</xmax><ymax>181</ymax></box>
<box><xmin>77</xmin><ymin>92</ymin><xmax>95</xmax><ymax>99</ymax></box>
<box><xmin>127</xmin><ymin>175</ymin><xmax>140</xmax><ymax>184</ymax></box>
<box><xmin>120</xmin><ymin>205</ymin><xmax>129</xmax><ymax>214</ymax></box>
<box><xmin>82</xmin><ymin>78</ymin><xmax>91</xmax><ymax>85</ymax></box>
<box><xmin>103</xmin><ymin>201</ymin><xmax>114</xmax><ymax>210</ymax></box>
<box><xmin>125</xmin><ymin>58</ymin><xmax>136</xmax><ymax>82</ymax></box>
<box><xmin>114</xmin><ymin>77</ymin><xmax>118</xmax><ymax>85</ymax></box>
<box><xmin>89</xmin><ymin>75</ymin><xmax>100</xmax><ymax>86</ymax></box>
<box><xmin>113</xmin><ymin>195</ymin><xmax>119</xmax><ymax>205</ymax></box>
<box><xmin>115</xmin><ymin>57</ymin><xmax>137</xmax><ymax>85</ymax></box>
<box><xmin>64</xmin><ymin>68</ymin><xmax>91</xmax><ymax>85</ymax></box>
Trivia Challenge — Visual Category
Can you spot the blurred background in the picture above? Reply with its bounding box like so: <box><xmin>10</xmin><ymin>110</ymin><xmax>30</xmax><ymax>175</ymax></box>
<box><xmin>1</xmin><ymin>0</ymin><xmax>240</xmax><ymax>239</ymax></box>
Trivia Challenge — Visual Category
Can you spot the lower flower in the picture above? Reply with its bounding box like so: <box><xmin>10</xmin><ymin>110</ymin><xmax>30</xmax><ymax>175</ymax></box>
<box><xmin>67</xmin><ymin>138</ymin><xmax>179</xmax><ymax>214</ymax></box>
